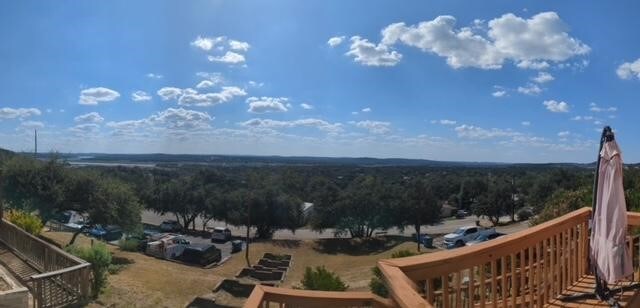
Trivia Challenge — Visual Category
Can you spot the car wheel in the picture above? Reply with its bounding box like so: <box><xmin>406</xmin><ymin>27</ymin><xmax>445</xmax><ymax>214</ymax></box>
<box><xmin>456</xmin><ymin>240</ymin><xmax>464</xmax><ymax>247</ymax></box>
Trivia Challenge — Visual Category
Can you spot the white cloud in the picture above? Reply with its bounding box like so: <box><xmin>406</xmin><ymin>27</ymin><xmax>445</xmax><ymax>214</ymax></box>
<box><xmin>158</xmin><ymin>86</ymin><xmax>246</xmax><ymax>107</ymax></box>
<box><xmin>247</xmin><ymin>97</ymin><xmax>289</xmax><ymax>113</ymax></box>
<box><xmin>300</xmin><ymin>103</ymin><xmax>314</xmax><ymax>110</ymax></box>
<box><xmin>79</xmin><ymin>87</ymin><xmax>120</xmax><ymax>105</ymax></box>
<box><xmin>454</xmin><ymin>124</ymin><xmax>521</xmax><ymax>139</ymax></box>
<box><xmin>616</xmin><ymin>58</ymin><xmax>640</xmax><ymax>80</ymax></box>
<box><xmin>179</xmin><ymin>87</ymin><xmax>247</xmax><ymax>107</ymax></box>
<box><xmin>432</xmin><ymin>119</ymin><xmax>457</xmax><ymax>125</ymax></box>
<box><xmin>346</xmin><ymin>36</ymin><xmax>402</xmax><ymax>67</ymax></box>
<box><xmin>0</xmin><ymin>107</ymin><xmax>41</xmax><ymax>119</ymax></box>
<box><xmin>361</xmin><ymin>107</ymin><xmax>372</xmax><ymax>112</ymax></box>
<box><xmin>196</xmin><ymin>80</ymin><xmax>216</xmax><ymax>89</ymax></box>
<box><xmin>229</xmin><ymin>40</ymin><xmax>250</xmax><ymax>52</ymax></box>
<box><xmin>131</xmin><ymin>90</ymin><xmax>152</xmax><ymax>102</ymax></box>
<box><xmin>74</xmin><ymin>112</ymin><xmax>104</xmax><ymax>123</ymax></box>
<box><xmin>248</xmin><ymin>81</ymin><xmax>264</xmax><ymax>88</ymax></box>
<box><xmin>157</xmin><ymin>87</ymin><xmax>183</xmax><ymax>100</ymax></box>
<box><xmin>240</xmin><ymin>118</ymin><xmax>343</xmax><ymax>133</ymax></box>
<box><xmin>208</xmin><ymin>51</ymin><xmax>246</xmax><ymax>64</ymax></box>
<box><xmin>521</xmin><ymin>121</ymin><xmax>531</xmax><ymax>126</ymax></box>
<box><xmin>517</xmin><ymin>83</ymin><xmax>542</xmax><ymax>95</ymax></box>
<box><xmin>589</xmin><ymin>103</ymin><xmax>617</xmax><ymax>113</ymax></box>
<box><xmin>191</xmin><ymin>36</ymin><xmax>225</xmax><ymax>51</ymax></box>
<box><xmin>195</xmin><ymin>72</ymin><xmax>224</xmax><ymax>84</ymax></box>
<box><xmin>557</xmin><ymin>131</ymin><xmax>570</xmax><ymax>138</ymax></box>
<box><xmin>543</xmin><ymin>100</ymin><xmax>570</xmax><ymax>113</ymax></box>
<box><xmin>492</xmin><ymin>90</ymin><xmax>507</xmax><ymax>97</ymax></box>
<box><xmin>327</xmin><ymin>36</ymin><xmax>346</xmax><ymax>47</ymax></box>
<box><xmin>357</xmin><ymin>12</ymin><xmax>588</xmax><ymax>69</ymax></box>
<box><xmin>351</xmin><ymin>120</ymin><xmax>391</xmax><ymax>134</ymax></box>
<box><xmin>516</xmin><ymin>60</ymin><xmax>550</xmax><ymax>70</ymax></box>
<box><xmin>107</xmin><ymin>108</ymin><xmax>213</xmax><ymax>135</ymax></box>
<box><xmin>351</xmin><ymin>111</ymin><xmax>359</xmax><ymax>115</ymax></box>
<box><xmin>18</xmin><ymin>120</ymin><xmax>44</xmax><ymax>130</ymax></box>
<box><xmin>69</xmin><ymin>123</ymin><xmax>100</xmax><ymax>136</ymax></box>
<box><xmin>532</xmin><ymin>72</ymin><xmax>554</xmax><ymax>83</ymax></box>
<box><xmin>146</xmin><ymin>73</ymin><xmax>163</xmax><ymax>79</ymax></box>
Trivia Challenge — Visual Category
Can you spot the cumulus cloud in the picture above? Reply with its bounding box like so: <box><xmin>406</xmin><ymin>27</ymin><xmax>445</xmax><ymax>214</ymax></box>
<box><xmin>327</xmin><ymin>36</ymin><xmax>346</xmax><ymax>47</ymax></box>
<box><xmin>179</xmin><ymin>87</ymin><xmax>247</xmax><ymax>107</ymax></box>
<box><xmin>247</xmin><ymin>97</ymin><xmax>289</xmax><ymax>113</ymax></box>
<box><xmin>196</xmin><ymin>80</ymin><xmax>216</xmax><ymax>89</ymax></box>
<box><xmin>351</xmin><ymin>120</ymin><xmax>391</xmax><ymax>134</ymax></box>
<box><xmin>0</xmin><ymin>107</ymin><xmax>41</xmax><ymax>119</ymax></box>
<box><xmin>18</xmin><ymin>120</ymin><xmax>44</xmax><ymax>130</ymax></box>
<box><xmin>431</xmin><ymin>119</ymin><xmax>457</xmax><ymax>125</ymax></box>
<box><xmin>571</xmin><ymin>115</ymin><xmax>594</xmax><ymax>121</ymax></box>
<box><xmin>492</xmin><ymin>90</ymin><xmax>507</xmax><ymax>97</ymax></box>
<box><xmin>532</xmin><ymin>72</ymin><xmax>554</xmax><ymax>83</ymax></box>
<box><xmin>240</xmin><ymin>118</ymin><xmax>343</xmax><ymax>133</ymax></box>
<box><xmin>543</xmin><ymin>100</ymin><xmax>570</xmax><ymax>113</ymax></box>
<box><xmin>191</xmin><ymin>36</ymin><xmax>225</xmax><ymax>51</ymax></box>
<box><xmin>79</xmin><ymin>87</ymin><xmax>120</xmax><ymax>105</ymax></box>
<box><xmin>132</xmin><ymin>90</ymin><xmax>152</xmax><ymax>102</ymax></box>
<box><xmin>107</xmin><ymin>108</ymin><xmax>213</xmax><ymax>135</ymax></box>
<box><xmin>361</xmin><ymin>107</ymin><xmax>372</xmax><ymax>113</ymax></box>
<box><xmin>557</xmin><ymin>131</ymin><xmax>570</xmax><ymax>138</ymax></box>
<box><xmin>454</xmin><ymin>124</ymin><xmax>521</xmax><ymax>139</ymax></box>
<box><xmin>300</xmin><ymin>103</ymin><xmax>314</xmax><ymax>110</ymax></box>
<box><xmin>346</xmin><ymin>36</ymin><xmax>402</xmax><ymax>66</ymax></box>
<box><xmin>521</xmin><ymin>121</ymin><xmax>531</xmax><ymax>126</ymax></box>
<box><xmin>228</xmin><ymin>40</ymin><xmax>250</xmax><ymax>52</ymax></box>
<box><xmin>69</xmin><ymin>123</ymin><xmax>101</xmax><ymax>135</ymax></box>
<box><xmin>616</xmin><ymin>58</ymin><xmax>640</xmax><ymax>80</ymax></box>
<box><xmin>589</xmin><ymin>102</ymin><xmax>617</xmax><ymax>113</ymax></box>
<box><xmin>208</xmin><ymin>51</ymin><xmax>246</xmax><ymax>64</ymax></box>
<box><xmin>157</xmin><ymin>86</ymin><xmax>246</xmax><ymax>107</ymax></box>
<box><xmin>146</xmin><ymin>73</ymin><xmax>163</xmax><ymax>79</ymax></box>
<box><xmin>74</xmin><ymin>112</ymin><xmax>104</xmax><ymax>123</ymax></box>
<box><xmin>517</xmin><ymin>83</ymin><xmax>542</xmax><ymax>95</ymax></box>
<box><xmin>352</xmin><ymin>12</ymin><xmax>588</xmax><ymax>69</ymax></box>
<box><xmin>157</xmin><ymin>87</ymin><xmax>184</xmax><ymax>101</ymax></box>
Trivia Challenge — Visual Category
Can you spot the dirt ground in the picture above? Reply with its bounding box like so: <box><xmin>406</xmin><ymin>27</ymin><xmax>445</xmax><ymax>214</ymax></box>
<box><xmin>41</xmin><ymin>231</ymin><xmax>435</xmax><ymax>308</ymax></box>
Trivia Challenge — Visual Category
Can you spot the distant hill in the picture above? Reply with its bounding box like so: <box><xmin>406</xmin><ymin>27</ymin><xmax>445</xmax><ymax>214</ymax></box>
<box><xmin>20</xmin><ymin>152</ymin><xmax>605</xmax><ymax>168</ymax></box>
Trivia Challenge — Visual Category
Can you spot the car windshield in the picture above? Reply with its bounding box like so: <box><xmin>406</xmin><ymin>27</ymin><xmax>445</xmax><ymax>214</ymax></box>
<box><xmin>453</xmin><ymin>228</ymin><xmax>465</xmax><ymax>235</ymax></box>
<box><xmin>474</xmin><ymin>234</ymin><xmax>488</xmax><ymax>241</ymax></box>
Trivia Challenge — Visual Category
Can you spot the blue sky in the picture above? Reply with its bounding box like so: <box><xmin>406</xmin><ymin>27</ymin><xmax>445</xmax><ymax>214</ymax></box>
<box><xmin>1</xmin><ymin>1</ymin><xmax>640</xmax><ymax>163</ymax></box>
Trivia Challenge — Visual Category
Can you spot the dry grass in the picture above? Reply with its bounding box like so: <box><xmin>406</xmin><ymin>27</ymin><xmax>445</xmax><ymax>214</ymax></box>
<box><xmin>41</xmin><ymin>231</ymin><xmax>434</xmax><ymax>307</ymax></box>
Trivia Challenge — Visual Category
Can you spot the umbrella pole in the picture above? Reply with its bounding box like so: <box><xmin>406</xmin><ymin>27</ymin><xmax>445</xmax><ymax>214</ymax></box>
<box><xmin>560</xmin><ymin>127</ymin><xmax>610</xmax><ymax>303</ymax></box>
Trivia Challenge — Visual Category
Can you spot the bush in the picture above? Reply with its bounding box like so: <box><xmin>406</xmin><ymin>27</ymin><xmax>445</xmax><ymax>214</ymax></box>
<box><xmin>516</xmin><ymin>208</ymin><xmax>534</xmax><ymax>221</ymax></box>
<box><xmin>118</xmin><ymin>238</ymin><xmax>140</xmax><ymax>252</ymax></box>
<box><xmin>65</xmin><ymin>243</ymin><xmax>112</xmax><ymax>298</ymax></box>
<box><xmin>6</xmin><ymin>209</ymin><xmax>43</xmax><ymax>235</ymax></box>
<box><xmin>370</xmin><ymin>250</ymin><xmax>418</xmax><ymax>297</ymax></box>
<box><xmin>300</xmin><ymin>266</ymin><xmax>348</xmax><ymax>291</ymax></box>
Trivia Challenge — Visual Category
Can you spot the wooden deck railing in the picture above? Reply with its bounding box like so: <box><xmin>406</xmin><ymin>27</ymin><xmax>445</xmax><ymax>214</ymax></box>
<box><xmin>244</xmin><ymin>208</ymin><xmax>640</xmax><ymax>308</ymax></box>
<box><xmin>244</xmin><ymin>285</ymin><xmax>395</xmax><ymax>308</ymax></box>
<box><xmin>0</xmin><ymin>219</ymin><xmax>91</xmax><ymax>308</ymax></box>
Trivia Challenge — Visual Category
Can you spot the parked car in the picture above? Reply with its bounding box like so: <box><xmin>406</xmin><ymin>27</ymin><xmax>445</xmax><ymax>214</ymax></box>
<box><xmin>443</xmin><ymin>226</ymin><xmax>495</xmax><ymax>249</ymax></box>
<box><xmin>416</xmin><ymin>234</ymin><xmax>433</xmax><ymax>248</ymax></box>
<box><xmin>88</xmin><ymin>225</ymin><xmax>123</xmax><ymax>242</ymax></box>
<box><xmin>231</xmin><ymin>240</ymin><xmax>243</xmax><ymax>253</ymax></box>
<box><xmin>159</xmin><ymin>220</ymin><xmax>182</xmax><ymax>232</ymax></box>
<box><xmin>455</xmin><ymin>210</ymin><xmax>470</xmax><ymax>219</ymax></box>
<box><xmin>146</xmin><ymin>235</ymin><xmax>190</xmax><ymax>259</ymax></box>
<box><xmin>465</xmin><ymin>232</ymin><xmax>505</xmax><ymax>246</ymax></box>
<box><xmin>180</xmin><ymin>243</ymin><xmax>222</xmax><ymax>266</ymax></box>
<box><xmin>210</xmin><ymin>227</ymin><xmax>232</xmax><ymax>242</ymax></box>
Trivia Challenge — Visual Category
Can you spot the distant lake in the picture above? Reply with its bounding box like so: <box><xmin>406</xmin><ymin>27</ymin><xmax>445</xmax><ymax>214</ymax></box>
<box><xmin>66</xmin><ymin>161</ymin><xmax>156</xmax><ymax>168</ymax></box>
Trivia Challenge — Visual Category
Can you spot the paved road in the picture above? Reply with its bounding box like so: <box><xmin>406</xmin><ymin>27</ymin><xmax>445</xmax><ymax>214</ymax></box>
<box><xmin>142</xmin><ymin>210</ymin><xmax>529</xmax><ymax>240</ymax></box>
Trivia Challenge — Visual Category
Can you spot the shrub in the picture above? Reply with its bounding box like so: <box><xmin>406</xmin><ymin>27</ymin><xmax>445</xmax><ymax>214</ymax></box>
<box><xmin>6</xmin><ymin>209</ymin><xmax>43</xmax><ymax>235</ymax></box>
<box><xmin>516</xmin><ymin>208</ymin><xmax>534</xmax><ymax>221</ymax></box>
<box><xmin>300</xmin><ymin>266</ymin><xmax>348</xmax><ymax>291</ymax></box>
<box><xmin>370</xmin><ymin>250</ymin><xmax>418</xmax><ymax>297</ymax></box>
<box><xmin>65</xmin><ymin>243</ymin><xmax>112</xmax><ymax>298</ymax></box>
<box><xmin>118</xmin><ymin>238</ymin><xmax>140</xmax><ymax>252</ymax></box>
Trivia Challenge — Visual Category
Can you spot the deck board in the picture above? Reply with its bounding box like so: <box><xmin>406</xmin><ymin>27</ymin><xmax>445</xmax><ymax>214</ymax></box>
<box><xmin>545</xmin><ymin>275</ymin><xmax>640</xmax><ymax>307</ymax></box>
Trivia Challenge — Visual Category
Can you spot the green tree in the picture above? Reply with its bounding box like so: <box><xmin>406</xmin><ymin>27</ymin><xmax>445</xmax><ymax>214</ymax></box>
<box><xmin>301</xmin><ymin>266</ymin><xmax>348</xmax><ymax>291</ymax></box>
<box><xmin>473</xmin><ymin>178</ymin><xmax>513</xmax><ymax>226</ymax></box>
<box><xmin>394</xmin><ymin>178</ymin><xmax>441</xmax><ymax>251</ymax></box>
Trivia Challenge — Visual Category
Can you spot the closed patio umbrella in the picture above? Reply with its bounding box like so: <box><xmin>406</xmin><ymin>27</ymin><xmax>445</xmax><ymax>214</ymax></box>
<box><xmin>590</xmin><ymin>127</ymin><xmax>633</xmax><ymax>297</ymax></box>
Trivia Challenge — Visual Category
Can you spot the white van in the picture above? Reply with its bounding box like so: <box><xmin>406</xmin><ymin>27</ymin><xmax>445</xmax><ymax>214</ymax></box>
<box><xmin>210</xmin><ymin>227</ymin><xmax>232</xmax><ymax>242</ymax></box>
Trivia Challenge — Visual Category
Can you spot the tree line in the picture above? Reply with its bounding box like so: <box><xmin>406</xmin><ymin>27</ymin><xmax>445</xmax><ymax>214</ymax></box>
<box><xmin>4</xmin><ymin>153</ymin><xmax>640</xmax><ymax>245</ymax></box>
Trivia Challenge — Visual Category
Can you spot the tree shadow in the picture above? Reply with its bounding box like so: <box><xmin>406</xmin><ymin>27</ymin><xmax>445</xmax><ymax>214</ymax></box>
<box><xmin>312</xmin><ymin>235</ymin><xmax>412</xmax><ymax>256</ymax></box>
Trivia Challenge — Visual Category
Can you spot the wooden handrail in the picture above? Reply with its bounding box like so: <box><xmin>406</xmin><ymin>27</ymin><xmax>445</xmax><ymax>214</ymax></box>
<box><xmin>243</xmin><ymin>285</ymin><xmax>395</xmax><ymax>308</ymax></box>
<box><xmin>378</xmin><ymin>261</ymin><xmax>430</xmax><ymax>308</ymax></box>
<box><xmin>29</xmin><ymin>263</ymin><xmax>91</xmax><ymax>280</ymax></box>
<box><xmin>383</xmin><ymin>207</ymin><xmax>591</xmax><ymax>280</ymax></box>
<box><xmin>628</xmin><ymin>211</ymin><xmax>640</xmax><ymax>226</ymax></box>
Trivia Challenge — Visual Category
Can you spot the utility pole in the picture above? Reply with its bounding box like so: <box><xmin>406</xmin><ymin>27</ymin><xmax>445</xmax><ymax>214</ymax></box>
<box><xmin>245</xmin><ymin>196</ymin><xmax>251</xmax><ymax>267</ymax></box>
<box><xmin>34</xmin><ymin>129</ymin><xmax>38</xmax><ymax>158</ymax></box>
